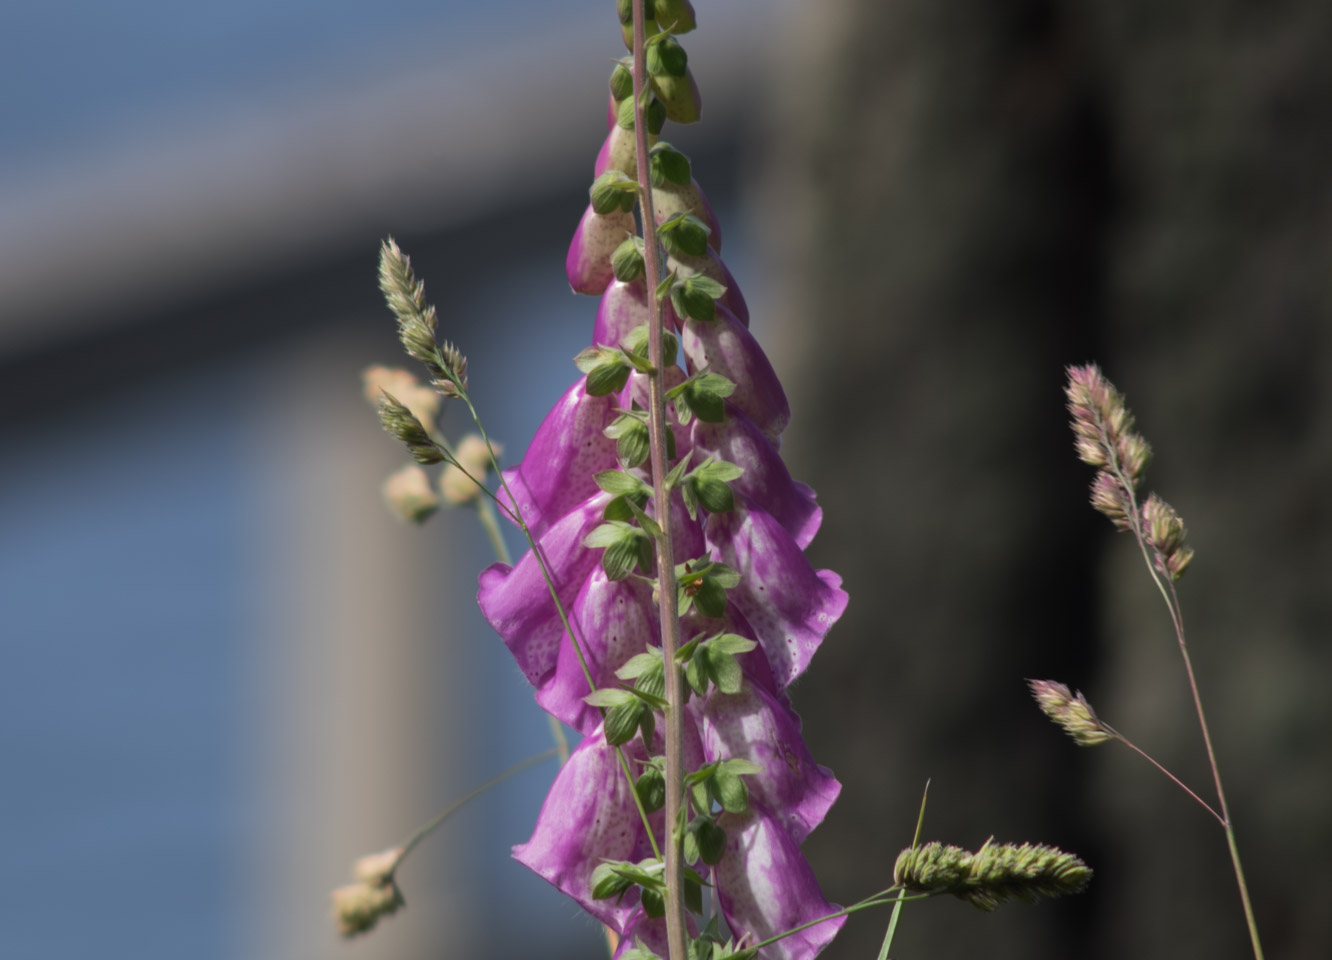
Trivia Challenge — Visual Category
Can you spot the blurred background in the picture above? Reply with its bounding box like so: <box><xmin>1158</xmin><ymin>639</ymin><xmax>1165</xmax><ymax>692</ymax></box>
<box><xmin>1</xmin><ymin>2</ymin><xmax>1327</xmax><ymax>959</ymax></box>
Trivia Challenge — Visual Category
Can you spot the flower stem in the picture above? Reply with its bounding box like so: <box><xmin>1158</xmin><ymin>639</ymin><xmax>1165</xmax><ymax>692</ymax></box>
<box><xmin>631</xmin><ymin>4</ymin><xmax>688</xmax><ymax>959</ymax></box>
<box><xmin>1099</xmin><ymin>424</ymin><xmax>1265</xmax><ymax>960</ymax></box>
<box><xmin>389</xmin><ymin>747</ymin><xmax>559</xmax><ymax>873</ymax></box>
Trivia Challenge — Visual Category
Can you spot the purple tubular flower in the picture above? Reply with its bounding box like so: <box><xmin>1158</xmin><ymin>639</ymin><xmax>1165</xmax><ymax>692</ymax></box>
<box><xmin>483</xmin><ymin>42</ymin><xmax>845</xmax><ymax>957</ymax></box>
<box><xmin>702</xmin><ymin>685</ymin><xmax>841</xmax><ymax>844</ymax></box>
<box><xmin>538</xmin><ymin>570</ymin><xmax>659</xmax><ymax>734</ymax></box>
<box><xmin>513</xmin><ymin>725</ymin><xmax>664</xmax><ymax>931</ymax></box>
<box><xmin>478</xmin><ymin>494</ymin><xmax>608</xmax><ymax>685</ymax></box>
<box><xmin>690</xmin><ymin>415</ymin><xmax>821</xmax><ymax>549</ymax></box>
<box><xmin>667</xmin><ymin>249</ymin><xmax>749</xmax><ymax>326</ymax></box>
<box><xmin>680</xmin><ymin>304</ymin><xmax>790</xmax><ymax>443</ymax></box>
<box><xmin>705</xmin><ymin>496</ymin><xmax>847</xmax><ymax>689</ymax></box>
<box><xmin>568</xmin><ymin>203</ymin><xmax>636</xmax><ymax>295</ymax></box>
<box><xmin>594</xmin><ymin>279</ymin><xmax>681</xmax><ymax>349</ymax></box>
<box><xmin>498</xmin><ymin>379</ymin><xmax>620</xmax><ymax>537</ymax></box>
<box><xmin>653</xmin><ymin>178</ymin><xmax>722</xmax><ymax>253</ymax></box>
<box><xmin>714</xmin><ymin>804</ymin><xmax>847</xmax><ymax>960</ymax></box>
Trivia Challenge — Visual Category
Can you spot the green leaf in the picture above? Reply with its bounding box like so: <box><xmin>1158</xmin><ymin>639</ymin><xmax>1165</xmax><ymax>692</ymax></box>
<box><xmin>684</xmin><ymin>655</ymin><xmax>707</xmax><ymax>697</ymax></box>
<box><xmin>584</xmin><ymin>521</ymin><xmax>632</xmax><ymax>549</ymax></box>
<box><xmin>663</xmin><ymin>450</ymin><xmax>693</xmax><ymax>489</ymax></box>
<box><xmin>713</xmin><ymin>767</ymin><xmax>749</xmax><ymax>814</ymax></box>
<box><xmin>709</xmin><ymin>649</ymin><xmax>743</xmax><ymax>694</ymax></box>
<box><xmin>636</xmin><ymin>766</ymin><xmax>666</xmax><ymax>813</ymax></box>
<box><xmin>584</xmin><ymin>687</ymin><xmax>635</xmax><ymax>709</ymax></box>
<box><xmin>690</xmin><ymin>780</ymin><xmax>711</xmax><ymax>817</ymax></box>
<box><xmin>591</xmin><ymin>861</ymin><xmax>634</xmax><ymax>900</ymax></box>
<box><xmin>694</xmin><ymin>577</ymin><xmax>728</xmax><ymax>618</ymax></box>
<box><xmin>624</xmin><ymin>497</ymin><xmax>664</xmax><ymax>539</ymax></box>
<box><xmin>604</xmin><ymin>698</ymin><xmax>646</xmax><ymax>745</ymax></box>
<box><xmin>605</xmin><ymin>411</ymin><xmax>651</xmax><ymax>468</ymax></box>
<box><xmin>680</xmin><ymin>478</ymin><xmax>700</xmax><ymax>521</ymax></box>
<box><xmin>602</xmin><ymin>535</ymin><xmax>643</xmax><ymax>580</ymax></box>
<box><xmin>719</xmin><ymin>758</ymin><xmax>763</xmax><ymax>777</ymax></box>
<box><xmin>602</xmin><ymin>495</ymin><xmax>635</xmax><ymax>521</ymax></box>
<box><xmin>640</xmin><ymin>886</ymin><xmax>665</xmax><ymax>919</ymax></box>
<box><xmin>616</xmin><ymin>649</ymin><xmax>663</xmax><ymax>680</ymax></box>
<box><xmin>680</xmin><ymin>372</ymin><xmax>736</xmax><ymax>423</ymax></box>
<box><xmin>595</xmin><ymin>469</ymin><xmax>648</xmax><ymax>498</ymax></box>
<box><xmin>681</xmin><ymin>826</ymin><xmax>700</xmax><ymax>866</ymax></box>
<box><xmin>696</xmin><ymin>819</ymin><xmax>727</xmax><ymax>865</ymax></box>
<box><xmin>671</xmin><ymin>274</ymin><xmax>726</xmax><ymax>323</ymax></box>
<box><xmin>710</xmin><ymin>634</ymin><xmax>757</xmax><ymax>656</ymax></box>
<box><xmin>684</xmin><ymin>872</ymin><xmax>704</xmax><ymax>914</ymax></box>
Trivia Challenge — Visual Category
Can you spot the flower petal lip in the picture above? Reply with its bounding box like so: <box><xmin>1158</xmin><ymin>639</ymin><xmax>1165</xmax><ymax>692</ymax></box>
<box><xmin>477</xmin><ymin>494</ymin><xmax>609</xmax><ymax>686</ymax></box>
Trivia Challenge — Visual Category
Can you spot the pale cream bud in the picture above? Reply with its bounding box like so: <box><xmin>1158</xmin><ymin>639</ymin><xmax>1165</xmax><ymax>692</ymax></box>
<box><xmin>382</xmin><ymin>464</ymin><xmax>440</xmax><ymax>524</ymax></box>
<box><xmin>331</xmin><ymin>879</ymin><xmax>403</xmax><ymax>937</ymax></box>
<box><xmin>354</xmin><ymin>847</ymin><xmax>404</xmax><ymax>886</ymax></box>
<box><xmin>440</xmin><ymin>434</ymin><xmax>501</xmax><ymax>506</ymax></box>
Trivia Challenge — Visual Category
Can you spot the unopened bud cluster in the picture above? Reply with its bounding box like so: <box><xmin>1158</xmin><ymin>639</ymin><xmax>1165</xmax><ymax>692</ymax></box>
<box><xmin>1065</xmin><ymin>365</ymin><xmax>1193</xmax><ymax>580</ymax></box>
<box><xmin>331</xmin><ymin>847</ymin><xmax>406</xmax><ymax>937</ymax></box>
<box><xmin>893</xmin><ymin>840</ymin><xmax>1092</xmax><ymax>911</ymax></box>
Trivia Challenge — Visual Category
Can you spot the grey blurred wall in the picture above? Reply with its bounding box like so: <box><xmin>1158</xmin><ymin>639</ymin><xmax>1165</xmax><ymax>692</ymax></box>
<box><xmin>762</xmin><ymin>2</ymin><xmax>1331</xmax><ymax>958</ymax></box>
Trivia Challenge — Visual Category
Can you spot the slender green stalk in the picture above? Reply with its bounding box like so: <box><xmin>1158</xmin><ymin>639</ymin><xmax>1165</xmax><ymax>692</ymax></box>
<box><xmin>630</xmin><ymin>4</ymin><xmax>689</xmax><ymax>959</ymax></box>
<box><xmin>1100</xmin><ymin>426</ymin><xmax>1265</xmax><ymax>960</ymax></box>
<box><xmin>877</xmin><ymin>781</ymin><xmax>931</xmax><ymax>960</ymax></box>
<box><xmin>748</xmin><ymin>888</ymin><xmax>930</xmax><ymax>956</ymax></box>
<box><xmin>1100</xmin><ymin>722</ymin><xmax>1224</xmax><ymax>826</ymax></box>
<box><xmin>389</xmin><ymin>748</ymin><xmax>558</xmax><ymax>873</ymax></box>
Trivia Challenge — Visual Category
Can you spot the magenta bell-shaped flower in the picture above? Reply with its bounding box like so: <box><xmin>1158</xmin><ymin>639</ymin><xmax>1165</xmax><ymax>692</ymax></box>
<box><xmin>480</xmin><ymin>25</ymin><xmax>846</xmax><ymax>957</ymax></box>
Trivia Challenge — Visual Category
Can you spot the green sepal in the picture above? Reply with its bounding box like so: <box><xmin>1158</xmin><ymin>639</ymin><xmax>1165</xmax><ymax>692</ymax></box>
<box><xmin>595</xmin><ymin>469</ymin><xmax>651</xmax><ymax>499</ymax></box>
<box><xmin>690</xmin><ymin>778</ymin><xmax>711</xmax><ymax>817</ymax></box>
<box><xmin>654</xmin><ymin>0</ymin><xmax>697</xmax><ymax>32</ymax></box>
<box><xmin>623</xmin><ymin>496</ymin><xmax>663</xmax><ymax>540</ymax></box>
<box><xmin>609</xmin><ymin>60</ymin><xmax>634</xmax><ymax>102</ymax></box>
<box><xmin>649</xmin><ymin>142</ymin><xmax>692</xmax><ymax>187</ymax></box>
<box><xmin>709</xmin><ymin>647</ymin><xmax>742</xmax><ymax>694</ymax></box>
<box><xmin>584</xmin><ymin>520</ymin><xmax>648</xmax><ymax>580</ymax></box>
<box><xmin>670</xmin><ymin>274</ymin><xmax>727</xmax><ymax>324</ymax></box>
<box><xmin>616</xmin><ymin>91</ymin><xmax>667</xmax><ymax>136</ymax></box>
<box><xmin>713</xmin><ymin>766</ymin><xmax>749</xmax><ymax>814</ymax></box>
<box><xmin>684</xmin><ymin>870</ymin><xmax>704</xmax><ymax>915</ymax></box>
<box><xmin>663</xmin><ymin>449</ymin><xmax>693</xmax><ymax>491</ymax></box>
<box><xmin>590</xmin><ymin>861</ymin><xmax>636</xmax><ymax>901</ymax></box>
<box><xmin>657</xmin><ymin>213</ymin><xmax>711</xmax><ymax>258</ymax></box>
<box><xmin>640</xmin><ymin>886</ymin><xmax>665</xmax><ymax>919</ymax></box>
<box><xmin>695</xmin><ymin>818</ymin><xmax>727</xmax><ymax>865</ymax></box>
<box><xmin>711</xmin><ymin>634</ymin><xmax>758</xmax><ymax>656</ymax></box>
<box><xmin>675</xmin><ymin>559</ymin><xmax>740</xmax><ymax>618</ymax></box>
<box><xmin>618</xmin><ymin>947</ymin><xmax>662</xmax><ymax>960</ymax></box>
<box><xmin>616</xmin><ymin>648</ymin><xmax>663</xmax><ymax>681</ymax></box>
<box><xmin>605</xmin><ymin>409</ymin><xmax>651</xmax><ymax>468</ymax></box>
<box><xmin>681</xmin><ymin>457</ymin><xmax>743</xmax><ymax>518</ymax></box>
<box><xmin>645</xmin><ymin>33</ymin><xmax>688</xmax><ymax>78</ymax></box>
<box><xmin>574</xmin><ymin>345</ymin><xmax>633</xmax><ymax>397</ymax></box>
<box><xmin>681</xmin><ymin>823</ymin><xmax>700</xmax><ymax>866</ymax></box>
<box><xmin>584</xmin><ymin>687</ymin><xmax>636</xmax><ymax>709</ymax></box>
<box><xmin>668</xmin><ymin>371</ymin><xmax>736</xmax><ymax>425</ymax></box>
<box><xmin>616</xmin><ymin>0</ymin><xmax>656</xmax><ymax>24</ymax></box>
<box><xmin>622</xmin><ymin>322</ymin><xmax>679</xmax><ymax>367</ymax></box>
<box><xmin>590</xmin><ymin>170</ymin><xmax>638</xmax><ymax>215</ymax></box>
<box><xmin>612</xmin><ymin>236</ymin><xmax>647</xmax><ymax>283</ymax></box>
<box><xmin>635</xmin><ymin>763</ymin><xmax>666</xmax><ymax>813</ymax></box>
<box><xmin>603</xmin><ymin>493</ymin><xmax>647</xmax><ymax>521</ymax></box>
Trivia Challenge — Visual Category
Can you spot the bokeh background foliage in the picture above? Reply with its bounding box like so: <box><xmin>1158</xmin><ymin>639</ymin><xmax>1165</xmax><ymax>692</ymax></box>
<box><xmin>1</xmin><ymin>1</ymin><xmax>1327</xmax><ymax>958</ymax></box>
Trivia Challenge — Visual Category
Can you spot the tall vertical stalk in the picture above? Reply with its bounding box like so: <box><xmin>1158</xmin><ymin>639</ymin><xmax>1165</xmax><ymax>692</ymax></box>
<box><xmin>631</xmin><ymin>3</ymin><xmax>688</xmax><ymax>958</ymax></box>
